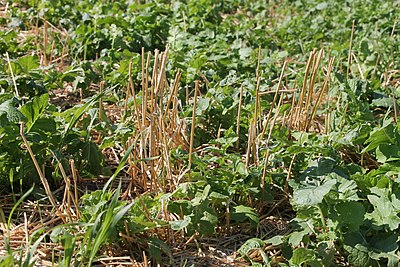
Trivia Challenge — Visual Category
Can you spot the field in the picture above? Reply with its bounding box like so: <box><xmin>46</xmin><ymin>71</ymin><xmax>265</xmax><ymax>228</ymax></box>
<box><xmin>0</xmin><ymin>0</ymin><xmax>400</xmax><ymax>266</ymax></box>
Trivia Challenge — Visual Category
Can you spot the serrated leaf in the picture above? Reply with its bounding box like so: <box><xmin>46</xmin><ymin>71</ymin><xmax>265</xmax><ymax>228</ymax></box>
<box><xmin>0</xmin><ymin>99</ymin><xmax>26</xmax><ymax>123</ymax></box>
<box><xmin>372</xmin><ymin>96</ymin><xmax>392</xmax><ymax>108</ymax></box>
<box><xmin>20</xmin><ymin>94</ymin><xmax>49</xmax><ymax>131</ymax></box>
<box><xmin>238</xmin><ymin>238</ymin><xmax>264</xmax><ymax>255</ymax></box>
<box><xmin>291</xmin><ymin>247</ymin><xmax>315</xmax><ymax>265</ymax></box>
<box><xmin>345</xmin><ymin>245</ymin><xmax>371</xmax><ymax>267</ymax></box>
<box><xmin>16</xmin><ymin>55</ymin><xmax>40</xmax><ymax>74</ymax></box>
<box><xmin>337</xmin><ymin>177</ymin><xmax>361</xmax><ymax>201</ymax></box>
<box><xmin>366</xmin><ymin>188</ymin><xmax>400</xmax><ymax>230</ymax></box>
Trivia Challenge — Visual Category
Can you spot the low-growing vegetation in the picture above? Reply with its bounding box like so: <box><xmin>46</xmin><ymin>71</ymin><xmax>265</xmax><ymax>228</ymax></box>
<box><xmin>0</xmin><ymin>0</ymin><xmax>400</xmax><ymax>266</ymax></box>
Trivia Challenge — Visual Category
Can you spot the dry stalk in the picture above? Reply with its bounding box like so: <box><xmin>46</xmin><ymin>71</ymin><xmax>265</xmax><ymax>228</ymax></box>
<box><xmin>285</xmin><ymin>154</ymin><xmax>297</xmax><ymax>193</ymax></box>
<box><xmin>42</xmin><ymin>20</ymin><xmax>48</xmax><ymax>65</ymax></box>
<box><xmin>347</xmin><ymin>20</ymin><xmax>355</xmax><ymax>79</ymax></box>
<box><xmin>245</xmin><ymin>118</ymin><xmax>256</xmax><ymax>168</ymax></box>
<box><xmin>20</xmin><ymin>123</ymin><xmax>65</xmax><ymax>223</ymax></box>
<box><xmin>287</xmin><ymin>88</ymin><xmax>297</xmax><ymax>129</ymax></box>
<box><xmin>236</xmin><ymin>85</ymin><xmax>244</xmax><ymax>151</ymax></box>
<box><xmin>126</xmin><ymin>47</ymin><xmax>187</xmax><ymax>193</ymax></box>
<box><xmin>260</xmin><ymin>84</ymin><xmax>286</xmax><ymax>212</ymax></box>
<box><xmin>303</xmin><ymin>49</ymin><xmax>323</xmax><ymax>131</ymax></box>
<box><xmin>188</xmin><ymin>81</ymin><xmax>200</xmax><ymax>181</ymax></box>
<box><xmin>294</xmin><ymin>49</ymin><xmax>316</xmax><ymax>129</ymax></box>
<box><xmin>126</xmin><ymin>60</ymin><xmax>139</xmax><ymax>119</ymax></box>
<box><xmin>253</xmin><ymin>76</ymin><xmax>261</xmax><ymax>165</ymax></box>
<box><xmin>260</xmin><ymin>61</ymin><xmax>288</xmax><ymax>139</ymax></box>
<box><xmin>70</xmin><ymin>159</ymin><xmax>80</xmax><ymax>219</ymax></box>
<box><xmin>5</xmin><ymin>52</ymin><xmax>19</xmax><ymax>98</ymax></box>
<box><xmin>59</xmin><ymin>162</ymin><xmax>74</xmax><ymax>223</ymax></box>
<box><xmin>305</xmin><ymin>56</ymin><xmax>335</xmax><ymax>132</ymax></box>
<box><xmin>143</xmin><ymin>251</ymin><xmax>149</xmax><ymax>267</ymax></box>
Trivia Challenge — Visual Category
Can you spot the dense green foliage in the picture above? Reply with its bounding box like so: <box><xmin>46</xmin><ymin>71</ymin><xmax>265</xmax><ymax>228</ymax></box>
<box><xmin>1</xmin><ymin>0</ymin><xmax>400</xmax><ymax>266</ymax></box>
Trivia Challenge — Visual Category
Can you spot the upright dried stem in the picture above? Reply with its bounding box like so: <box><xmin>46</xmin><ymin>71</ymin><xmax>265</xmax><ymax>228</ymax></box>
<box><xmin>260</xmin><ymin>61</ymin><xmax>288</xmax><ymax>139</ymax></box>
<box><xmin>20</xmin><ymin>124</ymin><xmax>65</xmax><ymax>222</ymax></box>
<box><xmin>236</xmin><ymin>85</ymin><xmax>244</xmax><ymax>151</ymax></box>
<box><xmin>306</xmin><ymin>56</ymin><xmax>334</xmax><ymax>131</ymax></box>
<box><xmin>188</xmin><ymin>81</ymin><xmax>200</xmax><ymax>181</ymax></box>
<box><xmin>295</xmin><ymin>49</ymin><xmax>316</xmax><ymax>129</ymax></box>
<box><xmin>347</xmin><ymin>20</ymin><xmax>355</xmax><ymax>79</ymax></box>
<box><xmin>303</xmin><ymin>49</ymin><xmax>323</xmax><ymax>131</ymax></box>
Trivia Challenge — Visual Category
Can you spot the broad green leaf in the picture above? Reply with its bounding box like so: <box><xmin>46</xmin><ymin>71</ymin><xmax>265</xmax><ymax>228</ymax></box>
<box><xmin>345</xmin><ymin>245</ymin><xmax>371</xmax><ymax>267</ymax></box>
<box><xmin>128</xmin><ymin>216</ymin><xmax>163</xmax><ymax>234</ymax></box>
<box><xmin>368</xmin><ymin>233</ymin><xmax>399</xmax><ymax>266</ymax></box>
<box><xmin>170</xmin><ymin>215</ymin><xmax>191</xmax><ymax>231</ymax></box>
<box><xmin>372</xmin><ymin>96</ymin><xmax>392</xmax><ymax>108</ymax></box>
<box><xmin>147</xmin><ymin>238</ymin><xmax>171</xmax><ymax>263</ymax></box>
<box><xmin>30</xmin><ymin>117</ymin><xmax>56</xmax><ymax>133</ymax></box>
<box><xmin>230</xmin><ymin>205</ymin><xmax>259</xmax><ymax>226</ymax></box>
<box><xmin>370</xmin><ymin>233</ymin><xmax>398</xmax><ymax>254</ymax></box>
<box><xmin>196</xmin><ymin>97</ymin><xmax>210</xmax><ymax>115</ymax></box>
<box><xmin>336</xmin><ymin>177</ymin><xmax>361</xmax><ymax>201</ymax></box>
<box><xmin>239</xmin><ymin>47</ymin><xmax>253</xmax><ymax>60</ymax></box>
<box><xmin>208</xmin><ymin>191</ymin><xmax>228</xmax><ymax>203</ymax></box>
<box><xmin>198</xmin><ymin>217</ymin><xmax>216</xmax><ymax>235</ymax></box>
<box><xmin>266</xmin><ymin>235</ymin><xmax>283</xmax><ymax>246</ymax></box>
<box><xmin>16</xmin><ymin>55</ymin><xmax>39</xmax><ymax>74</ymax></box>
<box><xmin>362</xmin><ymin>120</ymin><xmax>396</xmax><ymax>153</ymax></box>
<box><xmin>291</xmin><ymin>247</ymin><xmax>315</xmax><ymax>265</ymax></box>
<box><xmin>288</xmin><ymin>230</ymin><xmax>307</xmax><ymax>246</ymax></box>
<box><xmin>315</xmin><ymin>2</ymin><xmax>328</xmax><ymax>10</ymax></box>
<box><xmin>82</xmin><ymin>141</ymin><xmax>103</xmax><ymax>175</ymax></box>
<box><xmin>20</xmin><ymin>94</ymin><xmax>49</xmax><ymax>131</ymax></box>
<box><xmin>0</xmin><ymin>99</ymin><xmax>26</xmax><ymax>123</ymax></box>
<box><xmin>366</xmin><ymin>188</ymin><xmax>400</xmax><ymax>230</ymax></box>
<box><xmin>292</xmin><ymin>179</ymin><xmax>336</xmax><ymax>206</ymax></box>
<box><xmin>334</xmin><ymin>201</ymin><xmax>365</xmax><ymax>231</ymax></box>
<box><xmin>238</xmin><ymin>238</ymin><xmax>264</xmax><ymax>255</ymax></box>
<box><xmin>376</xmin><ymin>144</ymin><xmax>400</xmax><ymax>163</ymax></box>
